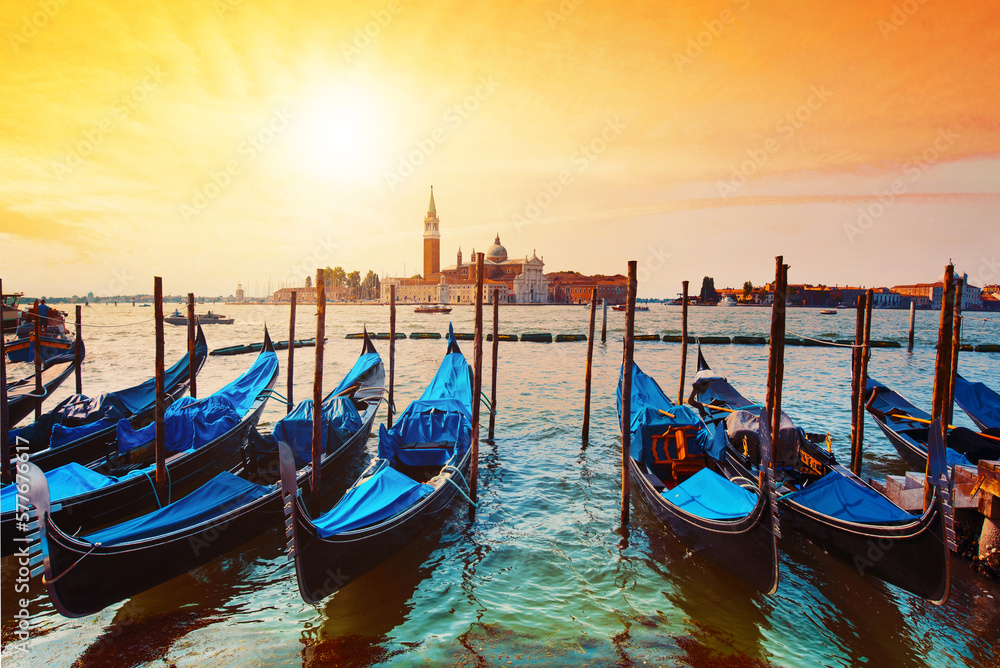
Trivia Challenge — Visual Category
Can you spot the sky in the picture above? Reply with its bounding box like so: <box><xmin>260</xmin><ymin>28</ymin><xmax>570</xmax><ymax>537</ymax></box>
<box><xmin>1</xmin><ymin>0</ymin><xmax>998</xmax><ymax>298</ymax></box>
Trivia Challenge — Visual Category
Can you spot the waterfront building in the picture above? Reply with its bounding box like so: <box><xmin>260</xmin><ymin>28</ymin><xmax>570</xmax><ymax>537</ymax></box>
<box><xmin>892</xmin><ymin>272</ymin><xmax>982</xmax><ymax>310</ymax></box>
<box><xmin>545</xmin><ymin>272</ymin><xmax>628</xmax><ymax>304</ymax></box>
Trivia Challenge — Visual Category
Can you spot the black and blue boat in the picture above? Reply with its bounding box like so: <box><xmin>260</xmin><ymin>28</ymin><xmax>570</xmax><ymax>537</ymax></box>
<box><xmin>5</xmin><ymin>344</ymin><xmax>82</xmax><ymax>427</ymax></box>
<box><xmin>954</xmin><ymin>374</ymin><xmax>1000</xmax><ymax>433</ymax></box>
<box><xmin>618</xmin><ymin>360</ymin><xmax>780</xmax><ymax>595</ymax></box>
<box><xmin>23</xmin><ymin>332</ymin><xmax>384</xmax><ymax>617</ymax></box>
<box><xmin>281</xmin><ymin>325</ymin><xmax>475</xmax><ymax>603</ymax></box>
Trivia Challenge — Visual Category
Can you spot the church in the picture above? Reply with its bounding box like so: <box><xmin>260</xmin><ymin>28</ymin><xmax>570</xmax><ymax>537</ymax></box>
<box><xmin>381</xmin><ymin>188</ymin><xmax>549</xmax><ymax>304</ymax></box>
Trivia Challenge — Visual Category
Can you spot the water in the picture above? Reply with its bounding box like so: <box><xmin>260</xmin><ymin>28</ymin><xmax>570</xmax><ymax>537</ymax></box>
<box><xmin>2</xmin><ymin>303</ymin><xmax>999</xmax><ymax>667</ymax></box>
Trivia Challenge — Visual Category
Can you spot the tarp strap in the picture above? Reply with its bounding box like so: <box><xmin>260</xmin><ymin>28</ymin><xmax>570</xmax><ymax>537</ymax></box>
<box><xmin>480</xmin><ymin>391</ymin><xmax>496</xmax><ymax>416</ymax></box>
<box><xmin>262</xmin><ymin>389</ymin><xmax>292</xmax><ymax>407</ymax></box>
<box><xmin>439</xmin><ymin>464</ymin><xmax>477</xmax><ymax>508</ymax></box>
<box><xmin>137</xmin><ymin>465</ymin><xmax>172</xmax><ymax>508</ymax></box>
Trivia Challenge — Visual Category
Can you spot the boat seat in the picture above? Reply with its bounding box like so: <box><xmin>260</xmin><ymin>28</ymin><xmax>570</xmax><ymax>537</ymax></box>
<box><xmin>650</xmin><ymin>425</ymin><xmax>707</xmax><ymax>487</ymax></box>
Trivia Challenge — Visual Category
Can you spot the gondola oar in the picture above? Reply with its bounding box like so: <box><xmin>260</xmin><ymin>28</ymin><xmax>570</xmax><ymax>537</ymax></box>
<box><xmin>886</xmin><ymin>409</ymin><xmax>1000</xmax><ymax>442</ymax></box>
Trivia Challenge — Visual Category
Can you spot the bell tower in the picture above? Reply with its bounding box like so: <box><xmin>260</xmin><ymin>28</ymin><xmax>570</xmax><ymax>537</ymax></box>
<box><xmin>423</xmin><ymin>186</ymin><xmax>440</xmax><ymax>278</ymax></box>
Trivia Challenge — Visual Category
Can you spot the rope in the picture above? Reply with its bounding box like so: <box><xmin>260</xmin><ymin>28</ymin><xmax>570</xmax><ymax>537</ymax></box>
<box><xmin>262</xmin><ymin>389</ymin><xmax>292</xmax><ymax>406</ymax></box>
<box><xmin>479</xmin><ymin>391</ymin><xmax>496</xmax><ymax>416</ymax></box>
<box><xmin>135</xmin><ymin>463</ymin><xmax>172</xmax><ymax>507</ymax></box>
<box><xmin>15</xmin><ymin>311</ymin><xmax>157</xmax><ymax>328</ymax></box>
<box><xmin>45</xmin><ymin>542</ymin><xmax>102</xmax><ymax>584</ymax></box>
<box><xmin>784</xmin><ymin>331</ymin><xmax>860</xmax><ymax>348</ymax></box>
<box><xmin>439</xmin><ymin>464</ymin><xmax>477</xmax><ymax>508</ymax></box>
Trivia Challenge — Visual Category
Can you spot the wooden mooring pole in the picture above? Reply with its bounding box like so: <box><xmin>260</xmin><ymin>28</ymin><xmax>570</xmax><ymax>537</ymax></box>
<box><xmin>765</xmin><ymin>258</ymin><xmax>787</xmax><ymax>464</ymax></box>
<box><xmin>388</xmin><ymin>284</ymin><xmax>396</xmax><ymax>429</ymax></box>
<box><xmin>287</xmin><ymin>292</ymin><xmax>296</xmax><ymax>413</ymax></box>
<box><xmin>33</xmin><ymin>310</ymin><xmax>42</xmax><ymax>421</ymax></box>
<box><xmin>946</xmin><ymin>277</ymin><xmax>963</xmax><ymax>428</ymax></box>
<box><xmin>187</xmin><ymin>293</ymin><xmax>197</xmax><ymax>399</ymax></box>
<box><xmin>678</xmin><ymin>280</ymin><xmax>689</xmax><ymax>405</ymax></box>
<box><xmin>907</xmin><ymin>301</ymin><xmax>916</xmax><ymax>353</ymax></box>
<box><xmin>75</xmin><ymin>304</ymin><xmax>83</xmax><ymax>395</ymax></box>
<box><xmin>469</xmin><ymin>252</ymin><xmax>485</xmax><ymax>518</ymax></box>
<box><xmin>621</xmin><ymin>260</ymin><xmax>637</xmax><ymax>528</ymax></box>
<box><xmin>849</xmin><ymin>293</ymin><xmax>865</xmax><ymax>470</ymax></box>
<box><xmin>852</xmin><ymin>289</ymin><xmax>873</xmax><ymax>476</ymax></box>
<box><xmin>311</xmin><ymin>269</ymin><xmax>326</xmax><ymax>515</ymax></box>
<box><xmin>488</xmin><ymin>287</ymin><xmax>499</xmax><ymax>441</ymax></box>
<box><xmin>154</xmin><ymin>277</ymin><xmax>166</xmax><ymax>496</ymax></box>
<box><xmin>601</xmin><ymin>298</ymin><xmax>608</xmax><ymax>344</ymax></box>
<box><xmin>927</xmin><ymin>265</ymin><xmax>956</xmax><ymax>511</ymax></box>
<box><xmin>582</xmin><ymin>287</ymin><xmax>597</xmax><ymax>442</ymax></box>
<box><xmin>0</xmin><ymin>278</ymin><xmax>9</xmax><ymax>484</ymax></box>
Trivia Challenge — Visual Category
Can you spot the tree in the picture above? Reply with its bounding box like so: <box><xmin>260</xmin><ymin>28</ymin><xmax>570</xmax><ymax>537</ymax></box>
<box><xmin>362</xmin><ymin>270</ymin><xmax>380</xmax><ymax>300</ymax></box>
<box><xmin>305</xmin><ymin>275</ymin><xmax>312</xmax><ymax>288</ymax></box>
<box><xmin>699</xmin><ymin>277</ymin><xmax>717</xmax><ymax>304</ymax></box>
<box><xmin>742</xmin><ymin>281</ymin><xmax>754</xmax><ymax>301</ymax></box>
<box><xmin>346</xmin><ymin>270</ymin><xmax>361</xmax><ymax>300</ymax></box>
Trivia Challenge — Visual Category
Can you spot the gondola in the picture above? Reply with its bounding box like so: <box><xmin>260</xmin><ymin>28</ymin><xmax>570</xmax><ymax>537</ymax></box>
<box><xmin>618</xmin><ymin>360</ymin><xmax>779</xmax><ymax>594</ymax></box>
<box><xmin>5</xmin><ymin>344</ymin><xmax>82</xmax><ymax>426</ymax></box>
<box><xmin>6</xmin><ymin>325</ymin><xmax>207</xmax><ymax>476</ymax></box>
<box><xmin>1</xmin><ymin>329</ymin><xmax>278</xmax><ymax>558</ymax></box>
<box><xmin>954</xmin><ymin>374</ymin><xmax>1000</xmax><ymax>432</ymax></box>
<box><xmin>691</xmin><ymin>350</ymin><xmax>953</xmax><ymax>603</ymax></box>
<box><xmin>23</xmin><ymin>332</ymin><xmax>384</xmax><ymax>618</ymax></box>
<box><xmin>281</xmin><ymin>325</ymin><xmax>474</xmax><ymax>603</ymax></box>
<box><xmin>5</xmin><ymin>328</ymin><xmax>75</xmax><ymax>363</ymax></box>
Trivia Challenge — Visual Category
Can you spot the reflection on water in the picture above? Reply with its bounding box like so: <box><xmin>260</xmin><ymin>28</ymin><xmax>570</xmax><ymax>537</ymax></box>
<box><xmin>1</xmin><ymin>304</ymin><xmax>998</xmax><ymax>667</ymax></box>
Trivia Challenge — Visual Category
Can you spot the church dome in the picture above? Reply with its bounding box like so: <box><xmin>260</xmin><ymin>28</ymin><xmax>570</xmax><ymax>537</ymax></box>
<box><xmin>486</xmin><ymin>234</ymin><xmax>507</xmax><ymax>262</ymax></box>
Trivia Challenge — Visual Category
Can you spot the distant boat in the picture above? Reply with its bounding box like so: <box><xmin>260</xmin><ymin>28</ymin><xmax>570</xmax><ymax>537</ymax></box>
<box><xmin>164</xmin><ymin>310</ymin><xmax>234</xmax><ymax>325</ymax></box>
<box><xmin>414</xmin><ymin>305</ymin><xmax>452</xmax><ymax>314</ymax></box>
<box><xmin>2</xmin><ymin>293</ymin><xmax>23</xmax><ymax>333</ymax></box>
<box><xmin>820</xmin><ymin>309</ymin><xmax>837</xmax><ymax>315</ymax></box>
<box><xmin>612</xmin><ymin>305</ymin><xmax>649</xmax><ymax>312</ymax></box>
<box><xmin>718</xmin><ymin>296</ymin><xmax>737</xmax><ymax>307</ymax></box>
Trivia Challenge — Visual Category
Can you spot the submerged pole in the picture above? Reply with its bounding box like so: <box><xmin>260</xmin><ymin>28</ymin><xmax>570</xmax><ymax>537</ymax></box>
<box><xmin>927</xmin><ymin>265</ymin><xmax>955</xmax><ymax>511</ymax></box>
<box><xmin>187</xmin><ymin>293</ymin><xmax>197</xmax><ymax>399</ymax></box>
<box><xmin>601</xmin><ymin>297</ymin><xmax>608</xmax><ymax>344</ymax></box>
<box><xmin>287</xmin><ymin>291</ymin><xmax>296</xmax><ymax>414</ymax></box>
<box><xmin>388</xmin><ymin>284</ymin><xmax>396</xmax><ymax>429</ymax></box>
<box><xmin>154</xmin><ymin>277</ymin><xmax>166</xmax><ymax>496</ymax></box>
<box><xmin>946</xmin><ymin>277</ymin><xmax>964</xmax><ymax>428</ymax></box>
<box><xmin>75</xmin><ymin>304</ymin><xmax>83</xmax><ymax>395</ymax></box>
<box><xmin>582</xmin><ymin>287</ymin><xmax>598</xmax><ymax>442</ymax></box>
<box><xmin>678</xmin><ymin>280</ymin><xmax>689</xmax><ymax>405</ymax></box>
<box><xmin>907</xmin><ymin>301</ymin><xmax>916</xmax><ymax>353</ymax></box>
<box><xmin>311</xmin><ymin>269</ymin><xmax>326</xmax><ymax>514</ymax></box>
<box><xmin>488</xmin><ymin>287</ymin><xmax>499</xmax><ymax>441</ymax></box>
<box><xmin>33</xmin><ymin>309</ymin><xmax>42</xmax><ymax>421</ymax></box>
<box><xmin>469</xmin><ymin>252</ymin><xmax>485</xmax><ymax>518</ymax></box>
<box><xmin>0</xmin><ymin>279</ymin><xmax>9</xmax><ymax>484</ymax></box>
<box><xmin>852</xmin><ymin>289</ymin><xmax>873</xmax><ymax>476</ymax></box>
<box><xmin>621</xmin><ymin>260</ymin><xmax>638</xmax><ymax>528</ymax></box>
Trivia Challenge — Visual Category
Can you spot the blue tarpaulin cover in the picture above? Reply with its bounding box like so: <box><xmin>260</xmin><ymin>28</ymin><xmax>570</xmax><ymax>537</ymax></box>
<box><xmin>82</xmin><ymin>471</ymin><xmax>269</xmax><ymax>545</ymax></box>
<box><xmin>782</xmin><ymin>468</ymin><xmax>915</xmax><ymax>524</ymax></box>
<box><xmin>662</xmin><ymin>467</ymin><xmax>757</xmax><ymax>520</ymax></box>
<box><xmin>1</xmin><ymin>462</ymin><xmax>114</xmax><ymax>513</ymax></box>
<box><xmin>330</xmin><ymin>352</ymin><xmax>382</xmax><ymax>397</ymax></box>
<box><xmin>116</xmin><ymin>349</ymin><xmax>277</xmax><ymax>454</ymax></box>
<box><xmin>274</xmin><ymin>396</ymin><xmax>363</xmax><ymax>468</ymax></box>
<box><xmin>954</xmin><ymin>375</ymin><xmax>1000</xmax><ymax>430</ymax></box>
<box><xmin>617</xmin><ymin>363</ymin><xmax>715</xmax><ymax>466</ymax></box>
<box><xmin>312</xmin><ymin>464</ymin><xmax>433</xmax><ymax>536</ymax></box>
<box><xmin>109</xmin><ymin>335</ymin><xmax>207</xmax><ymax>415</ymax></box>
<box><xmin>50</xmin><ymin>419</ymin><xmax>115</xmax><ymax>448</ymax></box>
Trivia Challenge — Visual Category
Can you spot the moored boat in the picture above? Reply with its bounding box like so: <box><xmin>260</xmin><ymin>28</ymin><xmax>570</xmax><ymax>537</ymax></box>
<box><xmin>164</xmin><ymin>310</ymin><xmax>234</xmax><ymax>325</ymax></box>
<box><xmin>414</xmin><ymin>305</ymin><xmax>453</xmax><ymax>314</ymax></box>
<box><xmin>5</xmin><ymin>344</ymin><xmax>83</xmax><ymax>426</ymax></box>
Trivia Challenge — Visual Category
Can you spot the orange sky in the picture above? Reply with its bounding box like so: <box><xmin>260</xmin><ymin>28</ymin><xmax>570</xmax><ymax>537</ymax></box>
<box><xmin>1</xmin><ymin>0</ymin><xmax>998</xmax><ymax>297</ymax></box>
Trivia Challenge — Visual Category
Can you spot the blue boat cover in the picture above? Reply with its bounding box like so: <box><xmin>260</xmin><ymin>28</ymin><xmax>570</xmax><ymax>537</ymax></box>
<box><xmin>0</xmin><ymin>462</ymin><xmax>114</xmax><ymax>513</ymax></box>
<box><xmin>312</xmin><ymin>464</ymin><xmax>433</xmax><ymax>536</ymax></box>
<box><xmin>116</xmin><ymin>349</ymin><xmax>277</xmax><ymax>454</ymax></box>
<box><xmin>50</xmin><ymin>419</ymin><xmax>115</xmax><ymax>448</ymax></box>
<box><xmin>662</xmin><ymin>467</ymin><xmax>757</xmax><ymax>520</ymax></box>
<box><xmin>83</xmin><ymin>472</ymin><xmax>269</xmax><ymax>546</ymax></box>
<box><xmin>110</xmin><ymin>335</ymin><xmax>208</xmax><ymax>415</ymax></box>
<box><xmin>413</xmin><ymin>350</ymin><xmax>473</xmax><ymax>419</ymax></box>
<box><xmin>617</xmin><ymin>363</ymin><xmax>715</xmax><ymax>466</ymax></box>
<box><xmin>782</xmin><ymin>468</ymin><xmax>915</xmax><ymax>524</ymax></box>
<box><xmin>330</xmin><ymin>352</ymin><xmax>382</xmax><ymax>397</ymax></box>
<box><xmin>954</xmin><ymin>375</ymin><xmax>1000</xmax><ymax>430</ymax></box>
<box><xmin>273</xmin><ymin>396</ymin><xmax>363</xmax><ymax>468</ymax></box>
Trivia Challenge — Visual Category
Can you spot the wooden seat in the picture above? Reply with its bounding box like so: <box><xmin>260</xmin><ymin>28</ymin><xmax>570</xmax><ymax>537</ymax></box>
<box><xmin>650</xmin><ymin>425</ymin><xmax>707</xmax><ymax>487</ymax></box>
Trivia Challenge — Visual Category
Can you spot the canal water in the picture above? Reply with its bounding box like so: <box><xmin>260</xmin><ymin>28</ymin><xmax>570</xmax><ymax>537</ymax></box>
<box><xmin>2</xmin><ymin>303</ymin><xmax>998</xmax><ymax>667</ymax></box>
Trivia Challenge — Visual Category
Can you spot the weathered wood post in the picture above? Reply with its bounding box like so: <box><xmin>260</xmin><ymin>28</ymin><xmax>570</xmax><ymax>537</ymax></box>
<box><xmin>34</xmin><ymin>308</ymin><xmax>42</xmax><ymax>420</ymax></box>
<box><xmin>287</xmin><ymin>291</ymin><xmax>296</xmax><ymax>414</ymax></box>
<box><xmin>75</xmin><ymin>304</ymin><xmax>83</xmax><ymax>395</ymax></box>
<box><xmin>852</xmin><ymin>289</ymin><xmax>873</xmax><ymax>476</ymax></box>
<box><xmin>469</xmin><ymin>252</ymin><xmax>485</xmax><ymax>518</ymax></box>
<box><xmin>187</xmin><ymin>293</ymin><xmax>197</xmax><ymax>399</ymax></box>
<box><xmin>154</xmin><ymin>277</ymin><xmax>166</xmax><ymax>496</ymax></box>
<box><xmin>488</xmin><ymin>287</ymin><xmax>500</xmax><ymax>440</ymax></box>
<box><xmin>388</xmin><ymin>284</ymin><xmax>396</xmax><ymax>429</ymax></box>
<box><xmin>601</xmin><ymin>297</ymin><xmax>608</xmax><ymax>344</ymax></box>
<box><xmin>311</xmin><ymin>269</ymin><xmax>326</xmax><ymax>514</ymax></box>
<box><xmin>621</xmin><ymin>260</ymin><xmax>638</xmax><ymax>527</ymax></box>
<box><xmin>927</xmin><ymin>265</ymin><xmax>955</xmax><ymax>511</ymax></box>
<box><xmin>0</xmin><ymin>279</ymin><xmax>9</xmax><ymax>484</ymax></box>
<box><xmin>907</xmin><ymin>301</ymin><xmax>916</xmax><ymax>352</ymax></box>
<box><xmin>678</xmin><ymin>280</ymin><xmax>689</xmax><ymax>404</ymax></box>
<box><xmin>849</xmin><ymin>293</ymin><xmax>866</xmax><ymax>469</ymax></box>
<box><xmin>582</xmin><ymin>287</ymin><xmax>598</xmax><ymax>442</ymax></box>
<box><xmin>946</xmin><ymin>277</ymin><xmax>963</xmax><ymax>428</ymax></box>
<box><xmin>765</xmin><ymin>259</ymin><xmax>787</xmax><ymax>462</ymax></box>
